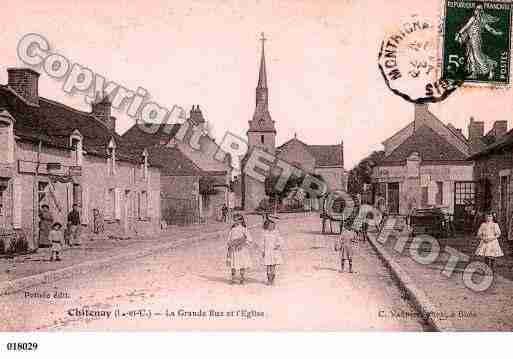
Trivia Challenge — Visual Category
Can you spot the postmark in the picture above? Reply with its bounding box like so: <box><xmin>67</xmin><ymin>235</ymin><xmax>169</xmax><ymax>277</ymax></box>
<box><xmin>442</xmin><ymin>0</ymin><xmax>512</xmax><ymax>85</ymax></box>
<box><xmin>378</xmin><ymin>15</ymin><xmax>463</xmax><ymax>103</ymax></box>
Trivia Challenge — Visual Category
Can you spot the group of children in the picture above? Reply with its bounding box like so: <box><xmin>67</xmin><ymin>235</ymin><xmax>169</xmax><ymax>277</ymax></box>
<box><xmin>226</xmin><ymin>213</ymin><xmax>284</xmax><ymax>285</ymax></box>
<box><xmin>225</xmin><ymin>213</ymin><xmax>359</xmax><ymax>285</ymax></box>
<box><xmin>225</xmin><ymin>210</ymin><xmax>506</xmax><ymax>284</ymax></box>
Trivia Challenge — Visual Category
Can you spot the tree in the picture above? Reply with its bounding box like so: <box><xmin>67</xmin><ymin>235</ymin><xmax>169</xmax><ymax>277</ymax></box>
<box><xmin>264</xmin><ymin>171</ymin><xmax>325</xmax><ymax>206</ymax></box>
<box><xmin>347</xmin><ymin>150</ymin><xmax>385</xmax><ymax>194</ymax></box>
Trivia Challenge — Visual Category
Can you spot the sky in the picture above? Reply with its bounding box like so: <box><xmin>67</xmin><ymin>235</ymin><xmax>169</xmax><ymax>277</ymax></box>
<box><xmin>1</xmin><ymin>0</ymin><xmax>512</xmax><ymax>169</ymax></box>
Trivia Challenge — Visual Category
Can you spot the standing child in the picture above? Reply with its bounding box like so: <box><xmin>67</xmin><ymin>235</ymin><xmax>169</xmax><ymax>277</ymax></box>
<box><xmin>335</xmin><ymin>227</ymin><xmax>357</xmax><ymax>273</ymax></box>
<box><xmin>262</xmin><ymin>215</ymin><xmax>283</xmax><ymax>286</ymax></box>
<box><xmin>50</xmin><ymin>222</ymin><xmax>64</xmax><ymax>262</ymax></box>
<box><xmin>476</xmin><ymin>213</ymin><xmax>504</xmax><ymax>272</ymax></box>
<box><xmin>226</xmin><ymin>214</ymin><xmax>253</xmax><ymax>285</ymax></box>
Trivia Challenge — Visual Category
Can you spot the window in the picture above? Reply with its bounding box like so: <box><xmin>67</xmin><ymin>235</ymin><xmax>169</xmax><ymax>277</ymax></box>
<box><xmin>138</xmin><ymin>191</ymin><xmax>148</xmax><ymax>219</ymax></box>
<box><xmin>141</xmin><ymin>150</ymin><xmax>148</xmax><ymax>180</ymax></box>
<box><xmin>0</xmin><ymin>185</ymin><xmax>5</xmax><ymax>216</ymax></box>
<box><xmin>421</xmin><ymin>186</ymin><xmax>428</xmax><ymax>207</ymax></box>
<box><xmin>38</xmin><ymin>181</ymin><xmax>49</xmax><ymax>203</ymax></box>
<box><xmin>436</xmin><ymin>182</ymin><xmax>443</xmax><ymax>205</ymax></box>
<box><xmin>105</xmin><ymin>189</ymin><xmax>115</xmax><ymax>220</ymax></box>
<box><xmin>70</xmin><ymin>135</ymin><xmax>82</xmax><ymax>165</ymax></box>
<box><xmin>0</xmin><ymin>114</ymin><xmax>14</xmax><ymax>163</ymax></box>
<box><xmin>107</xmin><ymin>139</ymin><xmax>116</xmax><ymax>176</ymax></box>
<box><xmin>260</xmin><ymin>135</ymin><xmax>265</xmax><ymax>144</ymax></box>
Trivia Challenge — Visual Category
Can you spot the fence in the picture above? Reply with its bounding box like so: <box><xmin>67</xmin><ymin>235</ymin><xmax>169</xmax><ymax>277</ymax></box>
<box><xmin>161</xmin><ymin>196</ymin><xmax>202</xmax><ymax>226</ymax></box>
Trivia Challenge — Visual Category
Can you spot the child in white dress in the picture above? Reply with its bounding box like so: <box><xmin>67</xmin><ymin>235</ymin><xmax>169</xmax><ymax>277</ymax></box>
<box><xmin>226</xmin><ymin>214</ymin><xmax>253</xmax><ymax>285</ymax></box>
<box><xmin>476</xmin><ymin>213</ymin><xmax>504</xmax><ymax>271</ymax></box>
<box><xmin>262</xmin><ymin>215</ymin><xmax>283</xmax><ymax>286</ymax></box>
<box><xmin>50</xmin><ymin>222</ymin><xmax>64</xmax><ymax>262</ymax></box>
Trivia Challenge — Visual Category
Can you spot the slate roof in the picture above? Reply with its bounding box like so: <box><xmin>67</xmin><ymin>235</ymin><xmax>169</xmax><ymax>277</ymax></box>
<box><xmin>382</xmin><ymin>124</ymin><xmax>469</xmax><ymax>163</ymax></box>
<box><xmin>0</xmin><ymin>85</ymin><xmax>156</xmax><ymax>166</ymax></box>
<box><xmin>468</xmin><ymin>128</ymin><xmax>513</xmax><ymax>160</ymax></box>
<box><xmin>121</xmin><ymin>122</ymin><xmax>181</xmax><ymax>151</ymax></box>
<box><xmin>148</xmin><ymin>146</ymin><xmax>202</xmax><ymax>176</ymax></box>
<box><xmin>277</xmin><ymin>138</ymin><xmax>344</xmax><ymax>168</ymax></box>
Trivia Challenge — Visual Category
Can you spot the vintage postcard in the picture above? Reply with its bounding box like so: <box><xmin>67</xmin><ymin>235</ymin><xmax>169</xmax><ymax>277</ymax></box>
<box><xmin>0</xmin><ymin>0</ymin><xmax>513</xmax><ymax>352</ymax></box>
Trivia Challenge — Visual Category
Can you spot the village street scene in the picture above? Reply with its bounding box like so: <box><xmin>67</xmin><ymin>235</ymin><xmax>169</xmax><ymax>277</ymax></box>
<box><xmin>1</xmin><ymin>0</ymin><xmax>513</xmax><ymax>334</ymax></box>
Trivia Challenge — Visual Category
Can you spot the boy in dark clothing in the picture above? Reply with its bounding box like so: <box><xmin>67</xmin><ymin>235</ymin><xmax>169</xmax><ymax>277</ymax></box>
<box><xmin>67</xmin><ymin>204</ymin><xmax>81</xmax><ymax>246</ymax></box>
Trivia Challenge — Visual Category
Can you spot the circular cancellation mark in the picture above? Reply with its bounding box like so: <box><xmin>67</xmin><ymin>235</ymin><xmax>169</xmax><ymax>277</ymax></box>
<box><xmin>378</xmin><ymin>16</ymin><xmax>464</xmax><ymax>104</ymax></box>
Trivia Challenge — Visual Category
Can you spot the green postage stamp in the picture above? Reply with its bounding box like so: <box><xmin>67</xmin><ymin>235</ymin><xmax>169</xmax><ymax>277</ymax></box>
<box><xmin>442</xmin><ymin>0</ymin><xmax>512</xmax><ymax>85</ymax></box>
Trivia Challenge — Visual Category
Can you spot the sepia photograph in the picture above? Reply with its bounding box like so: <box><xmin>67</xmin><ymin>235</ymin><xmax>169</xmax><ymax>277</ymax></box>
<box><xmin>0</xmin><ymin>0</ymin><xmax>512</xmax><ymax>356</ymax></box>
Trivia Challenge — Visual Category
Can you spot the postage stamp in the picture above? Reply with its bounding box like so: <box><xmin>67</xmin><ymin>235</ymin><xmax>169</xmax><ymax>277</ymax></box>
<box><xmin>378</xmin><ymin>15</ymin><xmax>462</xmax><ymax>103</ymax></box>
<box><xmin>442</xmin><ymin>0</ymin><xmax>512</xmax><ymax>85</ymax></box>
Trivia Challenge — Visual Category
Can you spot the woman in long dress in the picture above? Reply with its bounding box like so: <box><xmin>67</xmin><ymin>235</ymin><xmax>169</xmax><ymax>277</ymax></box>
<box><xmin>226</xmin><ymin>214</ymin><xmax>253</xmax><ymax>285</ymax></box>
<box><xmin>38</xmin><ymin>204</ymin><xmax>53</xmax><ymax>247</ymax></box>
<box><xmin>262</xmin><ymin>215</ymin><xmax>283</xmax><ymax>286</ymax></box>
<box><xmin>455</xmin><ymin>4</ymin><xmax>503</xmax><ymax>80</ymax></box>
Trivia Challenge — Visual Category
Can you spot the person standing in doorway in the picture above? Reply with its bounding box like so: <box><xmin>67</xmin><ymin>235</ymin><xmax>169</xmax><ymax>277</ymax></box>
<box><xmin>67</xmin><ymin>204</ymin><xmax>81</xmax><ymax>246</ymax></box>
<box><xmin>226</xmin><ymin>213</ymin><xmax>253</xmax><ymax>285</ymax></box>
<box><xmin>38</xmin><ymin>204</ymin><xmax>53</xmax><ymax>247</ymax></box>
<box><xmin>221</xmin><ymin>203</ymin><xmax>228</xmax><ymax>223</ymax></box>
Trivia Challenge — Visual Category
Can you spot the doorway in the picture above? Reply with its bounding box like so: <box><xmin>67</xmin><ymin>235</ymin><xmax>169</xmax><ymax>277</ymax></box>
<box><xmin>387</xmin><ymin>182</ymin><xmax>400</xmax><ymax>214</ymax></box>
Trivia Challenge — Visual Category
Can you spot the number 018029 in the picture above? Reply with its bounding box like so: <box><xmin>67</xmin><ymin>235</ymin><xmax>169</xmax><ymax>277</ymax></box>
<box><xmin>6</xmin><ymin>342</ymin><xmax>38</xmax><ymax>351</ymax></box>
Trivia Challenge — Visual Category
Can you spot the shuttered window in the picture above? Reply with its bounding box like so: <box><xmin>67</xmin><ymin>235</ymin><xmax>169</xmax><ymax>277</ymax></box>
<box><xmin>105</xmin><ymin>189</ymin><xmax>115</xmax><ymax>220</ymax></box>
<box><xmin>12</xmin><ymin>177</ymin><xmax>22</xmax><ymax>228</ymax></box>
<box><xmin>82</xmin><ymin>185</ymin><xmax>89</xmax><ymax>225</ymax></box>
<box><xmin>114</xmin><ymin>188</ymin><xmax>122</xmax><ymax>220</ymax></box>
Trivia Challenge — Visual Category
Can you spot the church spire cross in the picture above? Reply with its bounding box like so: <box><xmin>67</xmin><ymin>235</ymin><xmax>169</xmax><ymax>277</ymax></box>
<box><xmin>260</xmin><ymin>32</ymin><xmax>267</xmax><ymax>48</ymax></box>
<box><xmin>257</xmin><ymin>32</ymin><xmax>268</xmax><ymax>89</ymax></box>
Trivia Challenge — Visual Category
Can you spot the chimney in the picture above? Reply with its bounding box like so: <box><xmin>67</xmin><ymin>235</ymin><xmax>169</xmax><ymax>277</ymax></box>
<box><xmin>492</xmin><ymin>120</ymin><xmax>507</xmax><ymax>139</ymax></box>
<box><xmin>340</xmin><ymin>139</ymin><xmax>344</xmax><ymax>168</ymax></box>
<box><xmin>414</xmin><ymin>103</ymin><xmax>429</xmax><ymax>130</ymax></box>
<box><xmin>7</xmin><ymin>68</ymin><xmax>40</xmax><ymax>105</ymax></box>
<box><xmin>92</xmin><ymin>97</ymin><xmax>115</xmax><ymax>131</ymax></box>
<box><xmin>107</xmin><ymin>116</ymin><xmax>117</xmax><ymax>132</ymax></box>
<box><xmin>468</xmin><ymin>117</ymin><xmax>484</xmax><ymax>142</ymax></box>
<box><xmin>190</xmin><ymin>104</ymin><xmax>205</xmax><ymax>124</ymax></box>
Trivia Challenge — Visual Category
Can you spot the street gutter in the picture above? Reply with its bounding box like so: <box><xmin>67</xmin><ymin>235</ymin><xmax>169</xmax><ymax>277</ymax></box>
<box><xmin>367</xmin><ymin>232</ymin><xmax>456</xmax><ymax>332</ymax></box>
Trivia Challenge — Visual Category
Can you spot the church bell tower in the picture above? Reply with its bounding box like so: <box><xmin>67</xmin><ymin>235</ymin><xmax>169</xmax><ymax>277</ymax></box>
<box><xmin>247</xmin><ymin>32</ymin><xmax>276</xmax><ymax>155</ymax></box>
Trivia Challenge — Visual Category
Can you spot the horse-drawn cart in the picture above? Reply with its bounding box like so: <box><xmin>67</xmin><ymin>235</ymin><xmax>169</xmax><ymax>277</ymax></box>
<box><xmin>409</xmin><ymin>207</ymin><xmax>454</xmax><ymax>238</ymax></box>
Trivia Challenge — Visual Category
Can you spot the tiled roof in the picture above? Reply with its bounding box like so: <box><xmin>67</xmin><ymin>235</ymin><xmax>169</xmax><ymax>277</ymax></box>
<box><xmin>278</xmin><ymin>138</ymin><xmax>344</xmax><ymax>168</ymax></box>
<box><xmin>0</xmin><ymin>86</ymin><xmax>153</xmax><ymax>166</ymax></box>
<box><xmin>382</xmin><ymin>124</ymin><xmax>469</xmax><ymax>163</ymax></box>
<box><xmin>307</xmin><ymin>144</ymin><xmax>344</xmax><ymax>167</ymax></box>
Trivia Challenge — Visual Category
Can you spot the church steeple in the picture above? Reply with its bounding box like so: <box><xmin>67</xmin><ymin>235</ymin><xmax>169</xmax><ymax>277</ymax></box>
<box><xmin>249</xmin><ymin>32</ymin><xmax>275</xmax><ymax>137</ymax></box>
<box><xmin>257</xmin><ymin>33</ymin><xmax>267</xmax><ymax>90</ymax></box>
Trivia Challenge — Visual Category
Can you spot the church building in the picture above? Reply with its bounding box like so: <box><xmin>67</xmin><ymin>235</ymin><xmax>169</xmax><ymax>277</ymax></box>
<box><xmin>242</xmin><ymin>34</ymin><xmax>347</xmax><ymax>210</ymax></box>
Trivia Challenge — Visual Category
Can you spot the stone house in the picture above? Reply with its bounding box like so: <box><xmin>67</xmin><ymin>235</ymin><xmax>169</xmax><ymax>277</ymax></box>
<box><xmin>0</xmin><ymin>68</ymin><xmax>161</xmax><ymax>249</ymax></box>
<box><xmin>121</xmin><ymin>106</ymin><xmax>232</xmax><ymax>223</ymax></box>
<box><xmin>372</xmin><ymin>104</ymin><xmax>488</xmax><ymax>227</ymax></box>
<box><xmin>276</xmin><ymin>135</ymin><xmax>347</xmax><ymax>192</ymax></box>
<box><xmin>469</xmin><ymin>128</ymin><xmax>513</xmax><ymax>239</ymax></box>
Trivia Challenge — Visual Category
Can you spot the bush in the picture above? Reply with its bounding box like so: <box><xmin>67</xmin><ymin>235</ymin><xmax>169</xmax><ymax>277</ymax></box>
<box><xmin>5</xmin><ymin>231</ymin><xmax>29</xmax><ymax>255</ymax></box>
